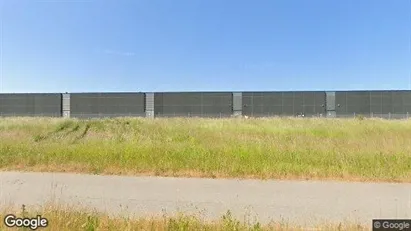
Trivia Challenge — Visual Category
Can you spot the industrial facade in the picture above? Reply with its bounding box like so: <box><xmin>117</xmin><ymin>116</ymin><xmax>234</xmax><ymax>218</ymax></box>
<box><xmin>335</xmin><ymin>91</ymin><xmax>411</xmax><ymax>119</ymax></box>
<box><xmin>70</xmin><ymin>93</ymin><xmax>146</xmax><ymax>118</ymax></box>
<box><xmin>0</xmin><ymin>93</ymin><xmax>62</xmax><ymax>117</ymax></box>
<box><xmin>242</xmin><ymin>91</ymin><xmax>326</xmax><ymax>117</ymax></box>
<box><xmin>1</xmin><ymin>91</ymin><xmax>411</xmax><ymax>119</ymax></box>
<box><xmin>154</xmin><ymin>92</ymin><xmax>233</xmax><ymax>117</ymax></box>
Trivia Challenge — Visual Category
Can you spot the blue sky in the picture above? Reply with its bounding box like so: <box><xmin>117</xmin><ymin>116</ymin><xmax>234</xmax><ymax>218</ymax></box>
<box><xmin>0</xmin><ymin>0</ymin><xmax>410</xmax><ymax>93</ymax></box>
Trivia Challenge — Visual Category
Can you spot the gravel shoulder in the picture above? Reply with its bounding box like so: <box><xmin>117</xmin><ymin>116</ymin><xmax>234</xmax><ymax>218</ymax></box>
<box><xmin>1</xmin><ymin>171</ymin><xmax>410</xmax><ymax>226</ymax></box>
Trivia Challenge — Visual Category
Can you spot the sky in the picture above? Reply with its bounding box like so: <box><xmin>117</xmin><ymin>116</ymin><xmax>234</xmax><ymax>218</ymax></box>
<box><xmin>0</xmin><ymin>0</ymin><xmax>410</xmax><ymax>93</ymax></box>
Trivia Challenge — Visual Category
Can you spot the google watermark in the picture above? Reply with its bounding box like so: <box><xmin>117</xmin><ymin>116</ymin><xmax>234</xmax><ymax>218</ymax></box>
<box><xmin>373</xmin><ymin>219</ymin><xmax>411</xmax><ymax>231</ymax></box>
<box><xmin>3</xmin><ymin>214</ymin><xmax>48</xmax><ymax>230</ymax></box>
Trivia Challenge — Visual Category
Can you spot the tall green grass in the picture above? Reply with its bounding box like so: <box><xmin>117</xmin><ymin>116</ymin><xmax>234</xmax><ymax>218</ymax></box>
<box><xmin>0</xmin><ymin>117</ymin><xmax>410</xmax><ymax>182</ymax></box>
<box><xmin>1</xmin><ymin>204</ymin><xmax>366</xmax><ymax>231</ymax></box>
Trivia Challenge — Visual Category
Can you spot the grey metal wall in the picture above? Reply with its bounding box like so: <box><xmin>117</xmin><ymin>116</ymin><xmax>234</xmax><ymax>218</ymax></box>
<box><xmin>145</xmin><ymin>93</ymin><xmax>155</xmax><ymax>118</ymax></box>
<box><xmin>62</xmin><ymin>93</ymin><xmax>70</xmax><ymax>118</ymax></box>
<box><xmin>242</xmin><ymin>92</ymin><xmax>326</xmax><ymax>117</ymax></box>
<box><xmin>336</xmin><ymin>91</ymin><xmax>411</xmax><ymax>118</ymax></box>
<box><xmin>70</xmin><ymin>93</ymin><xmax>145</xmax><ymax>118</ymax></box>
<box><xmin>154</xmin><ymin>92</ymin><xmax>233</xmax><ymax>117</ymax></box>
<box><xmin>232</xmin><ymin>92</ymin><xmax>242</xmax><ymax>116</ymax></box>
<box><xmin>335</xmin><ymin>91</ymin><xmax>370</xmax><ymax>115</ymax></box>
<box><xmin>2</xmin><ymin>91</ymin><xmax>411</xmax><ymax>119</ymax></box>
<box><xmin>0</xmin><ymin>93</ymin><xmax>62</xmax><ymax>117</ymax></box>
<box><xmin>325</xmin><ymin>92</ymin><xmax>336</xmax><ymax>117</ymax></box>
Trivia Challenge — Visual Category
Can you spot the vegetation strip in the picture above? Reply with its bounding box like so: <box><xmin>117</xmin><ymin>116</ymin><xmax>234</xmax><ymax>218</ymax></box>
<box><xmin>1</xmin><ymin>204</ymin><xmax>366</xmax><ymax>231</ymax></box>
<box><xmin>0</xmin><ymin>117</ymin><xmax>410</xmax><ymax>182</ymax></box>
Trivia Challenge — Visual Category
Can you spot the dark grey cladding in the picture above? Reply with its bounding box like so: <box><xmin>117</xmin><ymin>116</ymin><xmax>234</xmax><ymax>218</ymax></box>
<box><xmin>154</xmin><ymin>92</ymin><xmax>233</xmax><ymax>117</ymax></box>
<box><xmin>0</xmin><ymin>93</ymin><xmax>62</xmax><ymax>117</ymax></box>
<box><xmin>2</xmin><ymin>90</ymin><xmax>411</xmax><ymax>119</ymax></box>
<box><xmin>335</xmin><ymin>91</ymin><xmax>370</xmax><ymax>115</ymax></box>
<box><xmin>70</xmin><ymin>93</ymin><xmax>145</xmax><ymax>118</ymax></box>
<box><xmin>335</xmin><ymin>91</ymin><xmax>411</xmax><ymax>117</ymax></box>
<box><xmin>242</xmin><ymin>91</ymin><xmax>326</xmax><ymax>117</ymax></box>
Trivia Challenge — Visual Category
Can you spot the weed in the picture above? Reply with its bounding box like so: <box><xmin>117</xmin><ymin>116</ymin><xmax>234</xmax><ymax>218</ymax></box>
<box><xmin>1</xmin><ymin>117</ymin><xmax>411</xmax><ymax>182</ymax></box>
<box><xmin>0</xmin><ymin>205</ymin><xmax>368</xmax><ymax>231</ymax></box>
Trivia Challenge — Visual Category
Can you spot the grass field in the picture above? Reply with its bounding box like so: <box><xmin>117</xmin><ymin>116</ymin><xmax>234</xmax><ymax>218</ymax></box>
<box><xmin>0</xmin><ymin>117</ymin><xmax>410</xmax><ymax>182</ymax></box>
<box><xmin>1</xmin><ymin>204</ymin><xmax>366</xmax><ymax>231</ymax></box>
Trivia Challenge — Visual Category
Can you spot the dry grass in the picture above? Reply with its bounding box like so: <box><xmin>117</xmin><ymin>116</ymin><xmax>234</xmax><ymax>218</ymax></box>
<box><xmin>0</xmin><ymin>117</ymin><xmax>411</xmax><ymax>182</ymax></box>
<box><xmin>0</xmin><ymin>203</ymin><xmax>367</xmax><ymax>231</ymax></box>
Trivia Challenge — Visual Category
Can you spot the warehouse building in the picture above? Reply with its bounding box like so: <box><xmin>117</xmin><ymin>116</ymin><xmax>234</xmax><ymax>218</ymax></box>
<box><xmin>1</xmin><ymin>90</ymin><xmax>411</xmax><ymax>119</ymax></box>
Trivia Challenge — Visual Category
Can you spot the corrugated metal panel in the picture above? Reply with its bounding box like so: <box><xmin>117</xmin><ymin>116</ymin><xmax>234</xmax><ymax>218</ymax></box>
<box><xmin>0</xmin><ymin>93</ymin><xmax>62</xmax><ymax>117</ymax></box>
<box><xmin>154</xmin><ymin>92</ymin><xmax>233</xmax><ymax>117</ymax></box>
<box><xmin>336</xmin><ymin>91</ymin><xmax>370</xmax><ymax>115</ymax></box>
<box><xmin>146</xmin><ymin>110</ymin><xmax>154</xmax><ymax>118</ymax></box>
<box><xmin>242</xmin><ymin>92</ymin><xmax>325</xmax><ymax>117</ymax></box>
<box><xmin>62</xmin><ymin>93</ymin><xmax>70</xmax><ymax>111</ymax></box>
<box><xmin>326</xmin><ymin>92</ymin><xmax>335</xmax><ymax>111</ymax></box>
<box><xmin>63</xmin><ymin>111</ymin><xmax>70</xmax><ymax>118</ymax></box>
<box><xmin>70</xmin><ymin>93</ymin><xmax>145</xmax><ymax>118</ymax></box>
<box><xmin>232</xmin><ymin>92</ymin><xmax>242</xmax><ymax>112</ymax></box>
<box><xmin>154</xmin><ymin>93</ymin><xmax>164</xmax><ymax>116</ymax></box>
<box><xmin>335</xmin><ymin>90</ymin><xmax>411</xmax><ymax>117</ymax></box>
<box><xmin>2</xmin><ymin>90</ymin><xmax>411</xmax><ymax>119</ymax></box>
<box><xmin>145</xmin><ymin>93</ymin><xmax>154</xmax><ymax>111</ymax></box>
<box><xmin>327</xmin><ymin>111</ymin><xmax>336</xmax><ymax>118</ymax></box>
<box><xmin>145</xmin><ymin>93</ymin><xmax>155</xmax><ymax>118</ymax></box>
<box><xmin>403</xmin><ymin>92</ymin><xmax>411</xmax><ymax>105</ymax></box>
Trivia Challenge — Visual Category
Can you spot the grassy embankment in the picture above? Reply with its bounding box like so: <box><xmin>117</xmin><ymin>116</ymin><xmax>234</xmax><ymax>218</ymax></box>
<box><xmin>0</xmin><ymin>204</ymin><xmax>366</xmax><ymax>231</ymax></box>
<box><xmin>0</xmin><ymin>117</ymin><xmax>410</xmax><ymax>182</ymax></box>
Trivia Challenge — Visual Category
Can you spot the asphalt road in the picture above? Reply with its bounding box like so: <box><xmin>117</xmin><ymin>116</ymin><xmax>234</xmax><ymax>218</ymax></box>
<box><xmin>1</xmin><ymin>171</ymin><xmax>410</xmax><ymax>227</ymax></box>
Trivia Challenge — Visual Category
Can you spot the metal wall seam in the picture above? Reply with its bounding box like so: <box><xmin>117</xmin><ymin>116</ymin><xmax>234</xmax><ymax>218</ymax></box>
<box><xmin>232</xmin><ymin>92</ymin><xmax>242</xmax><ymax>116</ymax></box>
<box><xmin>62</xmin><ymin>93</ymin><xmax>71</xmax><ymax>118</ymax></box>
<box><xmin>145</xmin><ymin>92</ymin><xmax>155</xmax><ymax>118</ymax></box>
<box><xmin>325</xmin><ymin>91</ymin><xmax>336</xmax><ymax>117</ymax></box>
